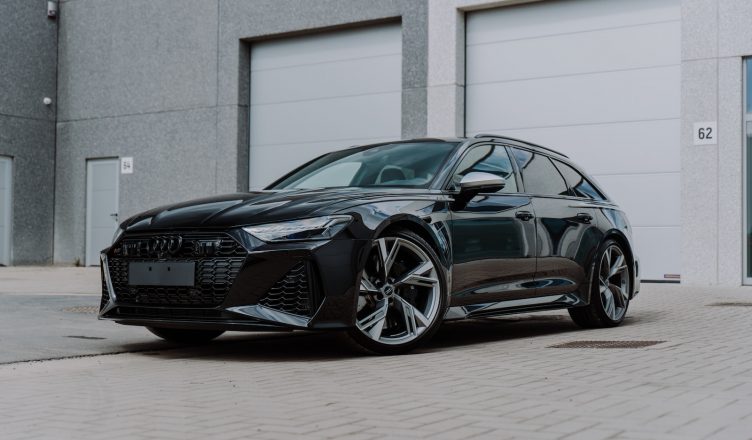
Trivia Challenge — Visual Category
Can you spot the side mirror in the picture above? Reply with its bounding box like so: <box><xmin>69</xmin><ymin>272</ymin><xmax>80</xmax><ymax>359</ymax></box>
<box><xmin>459</xmin><ymin>172</ymin><xmax>505</xmax><ymax>196</ymax></box>
<box><xmin>453</xmin><ymin>172</ymin><xmax>505</xmax><ymax>209</ymax></box>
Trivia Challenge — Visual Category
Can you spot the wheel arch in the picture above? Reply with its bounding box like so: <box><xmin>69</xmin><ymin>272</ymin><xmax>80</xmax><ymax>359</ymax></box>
<box><xmin>375</xmin><ymin>216</ymin><xmax>450</xmax><ymax>268</ymax></box>
<box><xmin>601</xmin><ymin>230</ymin><xmax>637</xmax><ymax>298</ymax></box>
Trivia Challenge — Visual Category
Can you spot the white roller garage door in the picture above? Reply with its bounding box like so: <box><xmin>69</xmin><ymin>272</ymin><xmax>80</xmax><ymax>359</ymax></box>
<box><xmin>249</xmin><ymin>24</ymin><xmax>402</xmax><ymax>189</ymax></box>
<box><xmin>466</xmin><ymin>0</ymin><xmax>681</xmax><ymax>280</ymax></box>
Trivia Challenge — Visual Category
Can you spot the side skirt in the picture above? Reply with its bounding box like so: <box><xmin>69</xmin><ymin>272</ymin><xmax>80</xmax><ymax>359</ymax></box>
<box><xmin>444</xmin><ymin>293</ymin><xmax>584</xmax><ymax>320</ymax></box>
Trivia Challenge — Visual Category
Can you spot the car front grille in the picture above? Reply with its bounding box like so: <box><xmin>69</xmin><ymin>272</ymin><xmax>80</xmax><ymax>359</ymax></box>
<box><xmin>258</xmin><ymin>262</ymin><xmax>320</xmax><ymax>317</ymax></box>
<box><xmin>106</xmin><ymin>233</ymin><xmax>247</xmax><ymax>308</ymax></box>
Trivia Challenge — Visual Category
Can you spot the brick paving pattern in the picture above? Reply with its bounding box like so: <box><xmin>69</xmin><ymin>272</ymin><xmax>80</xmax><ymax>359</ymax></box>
<box><xmin>2</xmin><ymin>283</ymin><xmax>752</xmax><ymax>439</ymax></box>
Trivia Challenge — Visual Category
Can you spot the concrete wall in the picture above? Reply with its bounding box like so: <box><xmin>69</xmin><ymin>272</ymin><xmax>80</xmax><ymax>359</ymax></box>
<box><xmin>0</xmin><ymin>0</ymin><xmax>57</xmax><ymax>264</ymax></box>
<box><xmin>680</xmin><ymin>0</ymin><xmax>747</xmax><ymax>286</ymax></box>
<box><xmin>54</xmin><ymin>0</ymin><xmax>429</xmax><ymax>264</ymax></box>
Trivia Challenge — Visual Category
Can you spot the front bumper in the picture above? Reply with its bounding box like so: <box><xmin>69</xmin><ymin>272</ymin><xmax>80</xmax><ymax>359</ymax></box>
<box><xmin>99</xmin><ymin>230</ymin><xmax>370</xmax><ymax>331</ymax></box>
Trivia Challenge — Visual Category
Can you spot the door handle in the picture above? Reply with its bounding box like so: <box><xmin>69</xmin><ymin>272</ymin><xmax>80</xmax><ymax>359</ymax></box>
<box><xmin>575</xmin><ymin>212</ymin><xmax>593</xmax><ymax>223</ymax></box>
<box><xmin>515</xmin><ymin>211</ymin><xmax>534</xmax><ymax>221</ymax></box>
<box><xmin>110</xmin><ymin>213</ymin><xmax>119</xmax><ymax>221</ymax></box>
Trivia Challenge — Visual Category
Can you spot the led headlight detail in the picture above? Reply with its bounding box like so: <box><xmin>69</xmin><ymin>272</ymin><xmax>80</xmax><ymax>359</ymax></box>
<box><xmin>243</xmin><ymin>215</ymin><xmax>352</xmax><ymax>242</ymax></box>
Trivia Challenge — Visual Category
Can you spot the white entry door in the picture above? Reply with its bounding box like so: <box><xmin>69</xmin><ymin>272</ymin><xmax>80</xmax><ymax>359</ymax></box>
<box><xmin>86</xmin><ymin>158</ymin><xmax>119</xmax><ymax>266</ymax></box>
<box><xmin>249</xmin><ymin>24</ymin><xmax>402</xmax><ymax>189</ymax></box>
<box><xmin>0</xmin><ymin>157</ymin><xmax>12</xmax><ymax>266</ymax></box>
<box><xmin>465</xmin><ymin>0</ymin><xmax>681</xmax><ymax>280</ymax></box>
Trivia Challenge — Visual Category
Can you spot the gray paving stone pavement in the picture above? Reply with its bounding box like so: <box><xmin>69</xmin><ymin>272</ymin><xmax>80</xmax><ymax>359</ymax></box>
<box><xmin>2</xmin><ymin>267</ymin><xmax>752</xmax><ymax>439</ymax></box>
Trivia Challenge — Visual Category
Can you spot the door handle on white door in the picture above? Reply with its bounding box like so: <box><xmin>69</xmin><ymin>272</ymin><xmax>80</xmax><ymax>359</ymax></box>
<box><xmin>110</xmin><ymin>213</ymin><xmax>119</xmax><ymax>222</ymax></box>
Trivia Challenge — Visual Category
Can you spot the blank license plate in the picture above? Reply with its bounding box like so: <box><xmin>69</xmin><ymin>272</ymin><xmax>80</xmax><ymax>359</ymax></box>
<box><xmin>128</xmin><ymin>262</ymin><xmax>195</xmax><ymax>286</ymax></box>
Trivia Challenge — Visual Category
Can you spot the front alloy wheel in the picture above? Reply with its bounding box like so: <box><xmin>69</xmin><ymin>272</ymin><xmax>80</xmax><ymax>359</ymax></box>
<box><xmin>348</xmin><ymin>230</ymin><xmax>447</xmax><ymax>354</ymax></box>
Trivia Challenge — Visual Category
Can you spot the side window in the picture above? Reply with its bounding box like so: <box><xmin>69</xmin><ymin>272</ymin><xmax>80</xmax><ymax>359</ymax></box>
<box><xmin>552</xmin><ymin>159</ymin><xmax>606</xmax><ymax>200</ymax></box>
<box><xmin>451</xmin><ymin>145</ymin><xmax>518</xmax><ymax>193</ymax></box>
<box><xmin>510</xmin><ymin>148</ymin><xmax>569</xmax><ymax>196</ymax></box>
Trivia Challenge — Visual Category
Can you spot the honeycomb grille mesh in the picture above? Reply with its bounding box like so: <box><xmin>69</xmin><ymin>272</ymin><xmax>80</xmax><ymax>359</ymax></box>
<box><xmin>259</xmin><ymin>263</ymin><xmax>316</xmax><ymax>317</ymax></box>
<box><xmin>106</xmin><ymin>233</ymin><xmax>246</xmax><ymax>308</ymax></box>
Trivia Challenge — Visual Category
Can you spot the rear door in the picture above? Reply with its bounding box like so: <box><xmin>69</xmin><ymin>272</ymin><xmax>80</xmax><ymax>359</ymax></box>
<box><xmin>448</xmin><ymin>144</ymin><xmax>537</xmax><ymax>304</ymax></box>
<box><xmin>509</xmin><ymin>147</ymin><xmax>600</xmax><ymax>296</ymax></box>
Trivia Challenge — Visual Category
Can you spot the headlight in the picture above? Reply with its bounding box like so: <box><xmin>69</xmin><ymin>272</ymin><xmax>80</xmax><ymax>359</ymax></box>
<box><xmin>243</xmin><ymin>215</ymin><xmax>352</xmax><ymax>242</ymax></box>
<box><xmin>111</xmin><ymin>226</ymin><xmax>124</xmax><ymax>244</ymax></box>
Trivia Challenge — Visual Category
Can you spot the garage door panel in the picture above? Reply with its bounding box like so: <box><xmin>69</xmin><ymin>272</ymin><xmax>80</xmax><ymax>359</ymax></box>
<box><xmin>466</xmin><ymin>21</ymin><xmax>680</xmax><ymax>85</ymax></box>
<box><xmin>249</xmin><ymin>24</ymin><xmax>402</xmax><ymax>189</ymax></box>
<box><xmin>250</xmin><ymin>54</ymin><xmax>401</xmax><ymax>105</ymax></box>
<box><xmin>251</xmin><ymin>25</ymin><xmax>401</xmax><ymax>71</ymax></box>
<box><xmin>593</xmin><ymin>173</ymin><xmax>680</xmax><ymax>227</ymax></box>
<box><xmin>466</xmin><ymin>0</ymin><xmax>679</xmax><ymax>46</ymax></box>
<box><xmin>632</xmin><ymin>226</ymin><xmax>681</xmax><ymax>280</ymax></box>
<box><xmin>488</xmin><ymin>119</ymin><xmax>680</xmax><ymax>175</ymax></box>
<box><xmin>250</xmin><ymin>92</ymin><xmax>401</xmax><ymax>146</ymax></box>
<box><xmin>466</xmin><ymin>65</ymin><xmax>679</xmax><ymax>131</ymax></box>
<box><xmin>249</xmin><ymin>137</ymin><xmax>392</xmax><ymax>190</ymax></box>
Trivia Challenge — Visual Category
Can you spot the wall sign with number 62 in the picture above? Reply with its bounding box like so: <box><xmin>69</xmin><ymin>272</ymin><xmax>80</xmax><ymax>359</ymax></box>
<box><xmin>693</xmin><ymin>121</ymin><xmax>717</xmax><ymax>145</ymax></box>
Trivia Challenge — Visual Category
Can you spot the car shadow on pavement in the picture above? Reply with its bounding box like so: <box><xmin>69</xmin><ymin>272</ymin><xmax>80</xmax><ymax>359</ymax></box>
<box><xmin>118</xmin><ymin>310</ymin><xmax>652</xmax><ymax>362</ymax></box>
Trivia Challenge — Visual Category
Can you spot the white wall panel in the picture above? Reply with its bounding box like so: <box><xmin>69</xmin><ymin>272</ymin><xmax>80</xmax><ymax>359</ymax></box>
<box><xmin>633</xmin><ymin>226</ymin><xmax>681</xmax><ymax>279</ymax></box>
<box><xmin>251</xmin><ymin>55</ymin><xmax>401</xmax><ymax>105</ymax></box>
<box><xmin>249</xmin><ymin>24</ymin><xmax>402</xmax><ymax>189</ymax></box>
<box><xmin>466</xmin><ymin>66</ymin><xmax>680</xmax><ymax>131</ymax></box>
<box><xmin>466</xmin><ymin>0</ymin><xmax>681</xmax><ymax>280</ymax></box>
<box><xmin>466</xmin><ymin>21</ymin><xmax>680</xmax><ymax>85</ymax></box>
<box><xmin>466</xmin><ymin>0</ymin><xmax>680</xmax><ymax>45</ymax></box>
<box><xmin>250</xmin><ymin>93</ymin><xmax>401</xmax><ymax>147</ymax></box>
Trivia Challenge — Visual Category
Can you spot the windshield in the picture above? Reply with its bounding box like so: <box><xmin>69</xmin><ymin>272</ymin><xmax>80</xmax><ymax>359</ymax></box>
<box><xmin>269</xmin><ymin>142</ymin><xmax>458</xmax><ymax>190</ymax></box>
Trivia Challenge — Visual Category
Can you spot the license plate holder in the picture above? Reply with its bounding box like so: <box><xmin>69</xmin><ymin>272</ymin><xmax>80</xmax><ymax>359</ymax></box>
<box><xmin>128</xmin><ymin>262</ymin><xmax>195</xmax><ymax>286</ymax></box>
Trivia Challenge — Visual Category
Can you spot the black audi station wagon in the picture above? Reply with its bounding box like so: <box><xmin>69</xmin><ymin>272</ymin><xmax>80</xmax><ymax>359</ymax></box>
<box><xmin>100</xmin><ymin>135</ymin><xmax>639</xmax><ymax>354</ymax></box>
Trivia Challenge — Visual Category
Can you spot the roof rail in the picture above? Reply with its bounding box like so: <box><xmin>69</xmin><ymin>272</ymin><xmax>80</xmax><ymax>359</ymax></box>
<box><xmin>472</xmin><ymin>133</ymin><xmax>569</xmax><ymax>158</ymax></box>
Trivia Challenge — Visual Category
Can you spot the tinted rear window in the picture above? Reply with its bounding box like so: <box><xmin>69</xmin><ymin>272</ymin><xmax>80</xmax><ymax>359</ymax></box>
<box><xmin>510</xmin><ymin>148</ymin><xmax>569</xmax><ymax>196</ymax></box>
<box><xmin>552</xmin><ymin>159</ymin><xmax>606</xmax><ymax>200</ymax></box>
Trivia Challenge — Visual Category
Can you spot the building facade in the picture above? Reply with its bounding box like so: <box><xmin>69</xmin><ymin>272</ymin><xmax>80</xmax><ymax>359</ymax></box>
<box><xmin>0</xmin><ymin>0</ymin><xmax>748</xmax><ymax>286</ymax></box>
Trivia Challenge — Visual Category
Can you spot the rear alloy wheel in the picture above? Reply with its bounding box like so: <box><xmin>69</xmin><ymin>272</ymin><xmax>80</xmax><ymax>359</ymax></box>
<box><xmin>348</xmin><ymin>230</ymin><xmax>447</xmax><ymax>355</ymax></box>
<box><xmin>569</xmin><ymin>239</ymin><xmax>631</xmax><ymax>328</ymax></box>
<box><xmin>147</xmin><ymin>327</ymin><xmax>225</xmax><ymax>343</ymax></box>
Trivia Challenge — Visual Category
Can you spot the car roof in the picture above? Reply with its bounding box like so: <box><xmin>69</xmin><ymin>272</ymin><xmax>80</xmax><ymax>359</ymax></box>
<box><xmin>357</xmin><ymin>135</ymin><xmax>569</xmax><ymax>159</ymax></box>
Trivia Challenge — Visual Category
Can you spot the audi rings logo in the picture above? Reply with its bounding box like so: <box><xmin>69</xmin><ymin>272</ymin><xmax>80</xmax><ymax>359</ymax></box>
<box><xmin>147</xmin><ymin>236</ymin><xmax>183</xmax><ymax>257</ymax></box>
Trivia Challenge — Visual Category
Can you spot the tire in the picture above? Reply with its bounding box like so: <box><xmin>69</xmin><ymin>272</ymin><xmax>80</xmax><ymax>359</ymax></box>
<box><xmin>147</xmin><ymin>327</ymin><xmax>225</xmax><ymax>343</ymax></box>
<box><xmin>569</xmin><ymin>239</ymin><xmax>631</xmax><ymax>328</ymax></box>
<box><xmin>347</xmin><ymin>229</ymin><xmax>448</xmax><ymax>355</ymax></box>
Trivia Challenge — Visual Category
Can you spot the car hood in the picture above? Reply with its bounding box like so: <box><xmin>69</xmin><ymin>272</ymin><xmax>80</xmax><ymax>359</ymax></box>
<box><xmin>122</xmin><ymin>187</ymin><xmax>440</xmax><ymax>232</ymax></box>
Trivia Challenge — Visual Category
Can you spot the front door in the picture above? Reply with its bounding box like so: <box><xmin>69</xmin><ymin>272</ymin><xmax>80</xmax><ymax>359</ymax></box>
<box><xmin>86</xmin><ymin>158</ymin><xmax>119</xmax><ymax>266</ymax></box>
<box><xmin>449</xmin><ymin>144</ymin><xmax>537</xmax><ymax>305</ymax></box>
<box><xmin>0</xmin><ymin>157</ymin><xmax>12</xmax><ymax>266</ymax></box>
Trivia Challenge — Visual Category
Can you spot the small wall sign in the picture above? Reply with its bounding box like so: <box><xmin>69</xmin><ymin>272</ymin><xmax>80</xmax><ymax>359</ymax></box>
<box><xmin>693</xmin><ymin>121</ymin><xmax>717</xmax><ymax>145</ymax></box>
<box><xmin>120</xmin><ymin>157</ymin><xmax>134</xmax><ymax>174</ymax></box>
